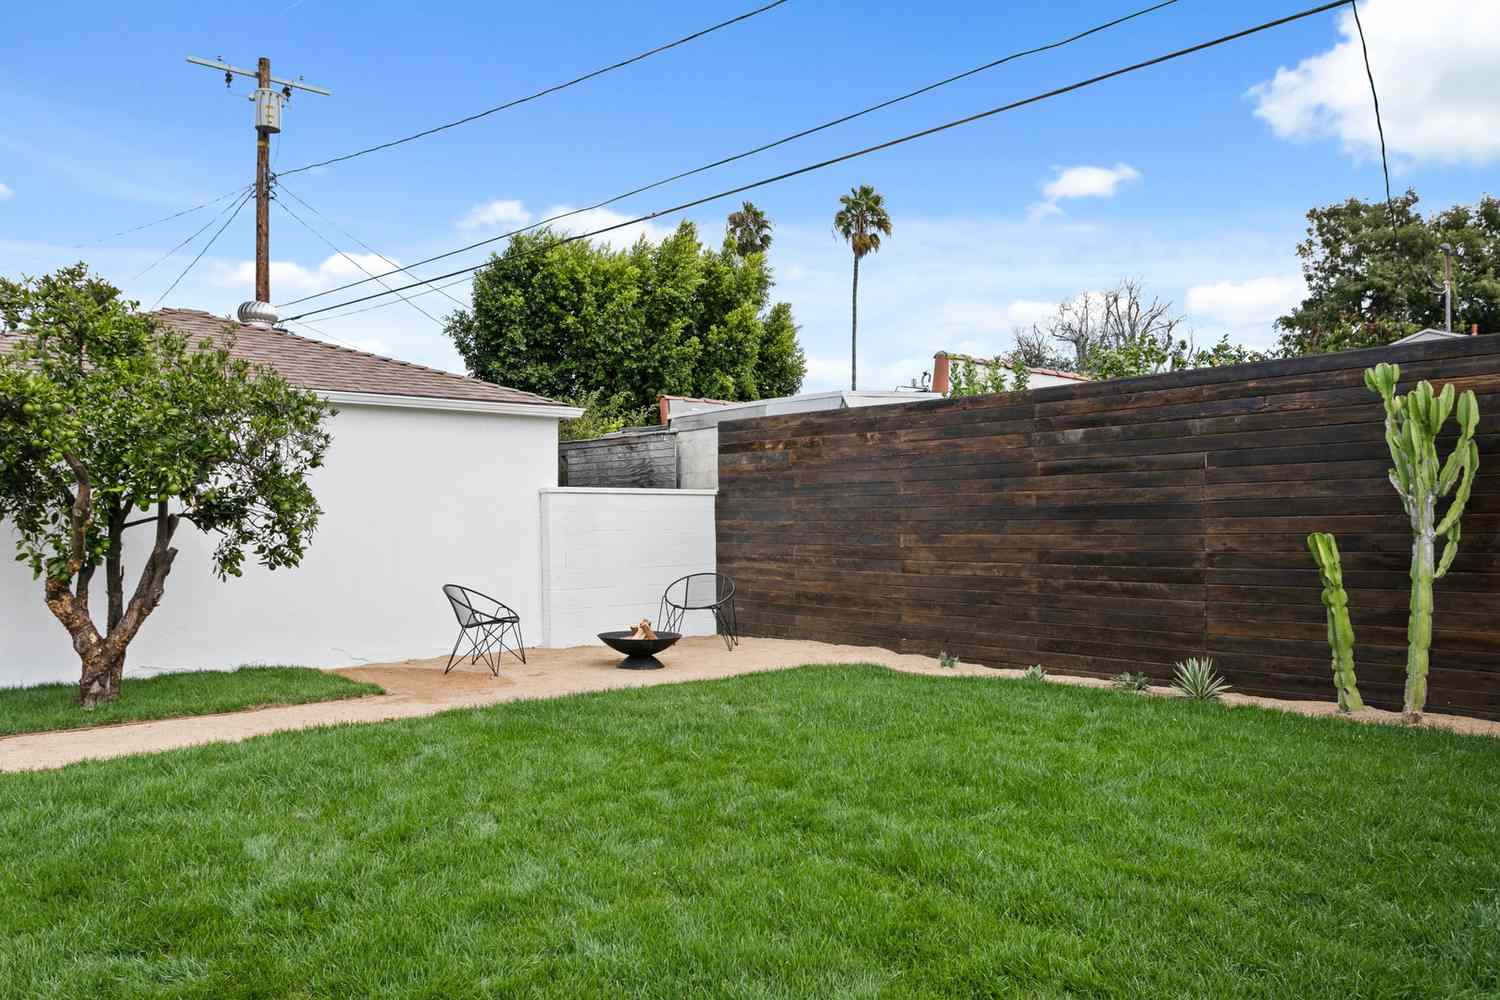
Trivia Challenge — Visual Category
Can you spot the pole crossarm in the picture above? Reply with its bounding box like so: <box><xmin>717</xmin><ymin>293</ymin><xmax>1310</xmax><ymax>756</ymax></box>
<box><xmin>186</xmin><ymin>53</ymin><xmax>330</xmax><ymax>308</ymax></box>
<box><xmin>186</xmin><ymin>56</ymin><xmax>330</xmax><ymax>95</ymax></box>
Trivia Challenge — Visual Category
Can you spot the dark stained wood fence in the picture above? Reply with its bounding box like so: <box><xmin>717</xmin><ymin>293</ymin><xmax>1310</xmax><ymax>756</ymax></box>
<box><xmin>716</xmin><ymin>336</ymin><xmax>1500</xmax><ymax>720</ymax></box>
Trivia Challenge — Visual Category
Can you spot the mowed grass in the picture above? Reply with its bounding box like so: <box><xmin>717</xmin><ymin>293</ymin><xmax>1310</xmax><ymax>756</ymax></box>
<box><xmin>0</xmin><ymin>667</ymin><xmax>382</xmax><ymax>737</ymax></box>
<box><xmin>2</xmin><ymin>666</ymin><xmax>1497</xmax><ymax>999</ymax></box>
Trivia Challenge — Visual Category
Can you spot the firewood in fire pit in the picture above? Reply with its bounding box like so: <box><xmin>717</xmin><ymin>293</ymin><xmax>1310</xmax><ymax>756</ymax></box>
<box><xmin>627</xmin><ymin>619</ymin><xmax>657</xmax><ymax>640</ymax></box>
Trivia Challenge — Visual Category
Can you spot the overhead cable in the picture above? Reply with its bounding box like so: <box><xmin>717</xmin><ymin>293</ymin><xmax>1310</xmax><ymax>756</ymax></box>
<box><xmin>277</xmin><ymin>0</ymin><xmax>1184</xmax><ymax>308</ymax></box>
<box><xmin>282</xmin><ymin>0</ymin><xmax>1351</xmax><ymax>323</ymax></box>
<box><xmin>275</xmin><ymin>0</ymin><xmax>792</xmax><ymax>178</ymax></box>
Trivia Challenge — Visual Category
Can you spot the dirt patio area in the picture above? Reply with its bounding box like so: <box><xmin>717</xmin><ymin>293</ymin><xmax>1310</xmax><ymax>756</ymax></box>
<box><xmin>3</xmin><ymin>637</ymin><xmax>1495</xmax><ymax>773</ymax></box>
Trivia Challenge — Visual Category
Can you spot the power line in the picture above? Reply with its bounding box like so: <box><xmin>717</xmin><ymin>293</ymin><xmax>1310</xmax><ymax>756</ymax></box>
<box><xmin>276</xmin><ymin>0</ymin><xmax>1184</xmax><ymax>310</ymax></box>
<box><xmin>131</xmin><ymin>187</ymin><xmax>256</xmax><ymax>280</ymax></box>
<box><xmin>310</xmin><ymin>274</ymin><xmax>475</xmax><ymax>323</ymax></box>
<box><xmin>276</xmin><ymin>0</ymin><xmax>792</xmax><ymax>178</ymax></box>
<box><xmin>153</xmin><ymin>188</ymin><xmax>256</xmax><ymax>307</ymax></box>
<box><xmin>77</xmin><ymin>184</ymin><xmax>251</xmax><ymax>248</ymax></box>
<box><xmin>1348</xmin><ymin>1</ymin><xmax>1402</xmax><ymax>281</ymax></box>
<box><xmin>273</xmin><ymin>193</ymin><xmax>447</xmax><ymax>326</ymax></box>
<box><xmin>284</xmin><ymin>0</ymin><xmax>1351</xmax><ymax>323</ymax></box>
<box><xmin>274</xmin><ymin>179</ymin><xmax>467</xmax><ymax>307</ymax></box>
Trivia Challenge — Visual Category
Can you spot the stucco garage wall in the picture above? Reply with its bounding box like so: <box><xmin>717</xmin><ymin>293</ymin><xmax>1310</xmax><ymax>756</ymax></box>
<box><xmin>539</xmin><ymin>488</ymin><xmax>717</xmax><ymax>648</ymax></box>
<box><xmin>2</xmin><ymin>400</ymin><xmax>560</xmax><ymax>687</ymax></box>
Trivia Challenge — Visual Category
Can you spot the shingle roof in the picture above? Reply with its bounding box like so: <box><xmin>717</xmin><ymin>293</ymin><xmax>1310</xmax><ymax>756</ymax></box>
<box><xmin>0</xmin><ymin>310</ymin><xmax>565</xmax><ymax>409</ymax></box>
<box><xmin>154</xmin><ymin>309</ymin><xmax>567</xmax><ymax>407</ymax></box>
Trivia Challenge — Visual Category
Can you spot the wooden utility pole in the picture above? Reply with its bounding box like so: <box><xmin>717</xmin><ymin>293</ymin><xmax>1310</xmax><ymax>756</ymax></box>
<box><xmin>186</xmin><ymin>55</ymin><xmax>329</xmax><ymax>306</ymax></box>
<box><xmin>254</xmin><ymin>57</ymin><xmax>272</xmax><ymax>304</ymax></box>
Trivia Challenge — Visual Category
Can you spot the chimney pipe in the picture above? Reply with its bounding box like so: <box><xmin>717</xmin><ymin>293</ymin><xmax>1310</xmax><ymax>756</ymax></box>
<box><xmin>932</xmin><ymin>352</ymin><xmax>951</xmax><ymax>396</ymax></box>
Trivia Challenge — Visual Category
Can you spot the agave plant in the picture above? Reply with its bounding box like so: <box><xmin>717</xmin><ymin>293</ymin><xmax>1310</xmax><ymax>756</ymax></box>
<box><xmin>1022</xmin><ymin>664</ymin><xmax>1047</xmax><ymax>682</ymax></box>
<box><xmin>1171</xmin><ymin>657</ymin><xmax>1232</xmax><ymax>702</ymax></box>
<box><xmin>1111</xmin><ymin>671</ymin><xmax>1151</xmax><ymax>693</ymax></box>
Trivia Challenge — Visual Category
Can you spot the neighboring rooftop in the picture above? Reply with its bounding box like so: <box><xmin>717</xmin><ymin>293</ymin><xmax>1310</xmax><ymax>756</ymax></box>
<box><xmin>2</xmin><ymin>309</ymin><xmax>569</xmax><ymax>410</ymax></box>
<box><xmin>1024</xmin><ymin>366</ymin><xmax>1091</xmax><ymax>382</ymax></box>
<box><xmin>1391</xmin><ymin>328</ymin><xmax>1474</xmax><ymax>345</ymax></box>
<box><xmin>666</xmin><ymin>389</ymin><xmax>942</xmax><ymax>432</ymax></box>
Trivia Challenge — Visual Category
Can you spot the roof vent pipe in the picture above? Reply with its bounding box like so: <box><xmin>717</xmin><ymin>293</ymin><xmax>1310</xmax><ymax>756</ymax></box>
<box><xmin>236</xmin><ymin>300</ymin><xmax>278</xmax><ymax>328</ymax></box>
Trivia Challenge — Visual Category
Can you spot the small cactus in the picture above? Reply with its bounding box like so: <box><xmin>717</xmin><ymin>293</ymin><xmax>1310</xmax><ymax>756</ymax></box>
<box><xmin>1364</xmin><ymin>363</ymin><xmax>1481</xmax><ymax>719</ymax></box>
<box><xmin>1307</xmin><ymin>532</ymin><xmax>1365</xmax><ymax>713</ymax></box>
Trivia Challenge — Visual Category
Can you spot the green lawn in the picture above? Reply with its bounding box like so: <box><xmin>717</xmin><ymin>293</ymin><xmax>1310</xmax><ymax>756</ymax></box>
<box><xmin>0</xmin><ymin>666</ymin><xmax>382</xmax><ymax>737</ymax></box>
<box><xmin>2</xmin><ymin>666</ymin><xmax>1497</xmax><ymax>999</ymax></box>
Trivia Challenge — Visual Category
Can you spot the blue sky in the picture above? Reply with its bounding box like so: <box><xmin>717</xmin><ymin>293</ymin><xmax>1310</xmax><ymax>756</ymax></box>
<box><xmin>2</xmin><ymin>0</ymin><xmax>1496</xmax><ymax>390</ymax></box>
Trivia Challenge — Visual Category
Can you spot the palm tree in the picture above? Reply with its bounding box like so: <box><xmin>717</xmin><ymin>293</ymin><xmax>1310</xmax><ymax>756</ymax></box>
<box><xmin>833</xmin><ymin>185</ymin><xmax>892</xmax><ymax>390</ymax></box>
<box><xmin>726</xmin><ymin>201</ymin><xmax>773</xmax><ymax>257</ymax></box>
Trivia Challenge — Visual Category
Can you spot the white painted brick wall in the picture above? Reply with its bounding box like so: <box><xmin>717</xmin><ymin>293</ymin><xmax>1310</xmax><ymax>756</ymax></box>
<box><xmin>538</xmin><ymin>488</ymin><xmax>717</xmax><ymax>647</ymax></box>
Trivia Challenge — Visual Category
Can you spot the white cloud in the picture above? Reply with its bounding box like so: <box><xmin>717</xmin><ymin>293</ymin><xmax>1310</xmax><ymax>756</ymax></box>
<box><xmin>1249</xmin><ymin>0</ymin><xmax>1500</xmax><ymax>164</ymax></box>
<box><xmin>805</xmin><ymin>352</ymin><xmax>931</xmax><ymax>393</ymax></box>
<box><xmin>1186</xmin><ymin>275</ymin><xmax>1305</xmax><ymax>328</ymax></box>
<box><xmin>0</xmin><ymin>182</ymin><xmax>13</xmax><ymax>201</ymax></box>
<box><xmin>207</xmin><ymin>253</ymin><xmax>403</xmax><ymax>297</ymax></box>
<box><xmin>1041</xmin><ymin>163</ymin><xmax>1142</xmax><ymax>202</ymax></box>
<box><xmin>1026</xmin><ymin>201</ymin><xmax>1063</xmax><ymax>223</ymax></box>
<box><xmin>938</xmin><ymin>298</ymin><xmax>1057</xmax><ymax>337</ymax></box>
<box><xmin>1029</xmin><ymin>163</ymin><xmax>1141</xmax><ymax>221</ymax></box>
<box><xmin>457</xmin><ymin>198</ymin><xmax>531</xmax><ymax>231</ymax></box>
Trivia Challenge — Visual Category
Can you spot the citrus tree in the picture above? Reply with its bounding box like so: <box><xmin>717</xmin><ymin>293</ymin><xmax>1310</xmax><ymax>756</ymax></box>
<box><xmin>0</xmin><ymin>265</ymin><xmax>332</xmax><ymax>705</ymax></box>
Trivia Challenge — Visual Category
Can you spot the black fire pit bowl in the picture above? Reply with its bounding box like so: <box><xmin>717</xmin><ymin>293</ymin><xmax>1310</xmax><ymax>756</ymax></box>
<box><xmin>597</xmin><ymin>630</ymin><xmax>682</xmax><ymax>670</ymax></box>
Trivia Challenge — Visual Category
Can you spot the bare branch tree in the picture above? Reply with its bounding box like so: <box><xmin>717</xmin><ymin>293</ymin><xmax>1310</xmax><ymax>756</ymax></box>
<box><xmin>1009</xmin><ymin>324</ymin><xmax>1074</xmax><ymax>371</ymax></box>
<box><xmin>1040</xmin><ymin>280</ymin><xmax>1192</xmax><ymax>374</ymax></box>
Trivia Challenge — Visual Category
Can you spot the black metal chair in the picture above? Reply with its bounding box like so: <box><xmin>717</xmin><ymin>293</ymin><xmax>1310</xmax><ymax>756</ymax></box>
<box><xmin>441</xmin><ymin>584</ymin><xmax>526</xmax><ymax>676</ymax></box>
<box><xmin>658</xmin><ymin>573</ymin><xmax>738</xmax><ymax>651</ymax></box>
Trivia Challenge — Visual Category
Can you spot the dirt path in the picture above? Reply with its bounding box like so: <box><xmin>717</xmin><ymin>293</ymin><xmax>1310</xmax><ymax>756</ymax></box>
<box><xmin>0</xmin><ymin>638</ymin><xmax>987</xmax><ymax>772</ymax></box>
<box><xmin>4</xmin><ymin>638</ymin><xmax>1494</xmax><ymax>772</ymax></box>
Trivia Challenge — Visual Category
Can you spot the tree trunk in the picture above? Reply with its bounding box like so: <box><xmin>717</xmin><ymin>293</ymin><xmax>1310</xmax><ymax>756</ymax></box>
<box><xmin>78</xmin><ymin>648</ymin><xmax>124</xmax><ymax>707</ymax></box>
<box><xmin>47</xmin><ymin>498</ymin><xmax>178</xmax><ymax>708</ymax></box>
<box><xmin>106</xmin><ymin>510</ymin><xmax>127</xmax><ymax>694</ymax></box>
<box><xmin>850</xmin><ymin>253</ymin><xmax>860</xmax><ymax>391</ymax></box>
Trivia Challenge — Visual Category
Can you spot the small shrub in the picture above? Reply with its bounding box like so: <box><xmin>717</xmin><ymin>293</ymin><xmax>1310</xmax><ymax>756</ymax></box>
<box><xmin>938</xmin><ymin>651</ymin><xmax>958</xmax><ymax>670</ymax></box>
<box><xmin>1111</xmin><ymin>671</ymin><xmax>1152</xmax><ymax>693</ymax></box>
<box><xmin>1171</xmin><ymin>657</ymin><xmax>1232</xmax><ymax>702</ymax></box>
<box><xmin>1022</xmin><ymin>664</ymin><xmax>1047</xmax><ymax>682</ymax></box>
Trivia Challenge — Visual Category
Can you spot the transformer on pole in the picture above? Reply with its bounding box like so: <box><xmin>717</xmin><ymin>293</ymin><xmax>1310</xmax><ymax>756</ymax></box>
<box><xmin>186</xmin><ymin>55</ymin><xmax>329</xmax><ymax>324</ymax></box>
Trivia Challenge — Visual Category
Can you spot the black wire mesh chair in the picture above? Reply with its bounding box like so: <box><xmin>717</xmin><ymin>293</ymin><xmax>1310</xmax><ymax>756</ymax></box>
<box><xmin>658</xmin><ymin>573</ymin><xmax>738</xmax><ymax>651</ymax></box>
<box><xmin>441</xmin><ymin>584</ymin><xmax>526</xmax><ymax>677</ymax></box>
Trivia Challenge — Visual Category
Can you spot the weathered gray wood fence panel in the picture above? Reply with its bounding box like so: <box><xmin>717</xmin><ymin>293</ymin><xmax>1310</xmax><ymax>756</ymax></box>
<box><xmin>559</xmin><ymin>430</ymin><xmax>677</xmax><ymax>489</ymax></box>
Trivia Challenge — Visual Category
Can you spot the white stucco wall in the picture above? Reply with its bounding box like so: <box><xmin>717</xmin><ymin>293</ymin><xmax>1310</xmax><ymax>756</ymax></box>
<box><xmin>538</xmin><ymin>488</ymin><xmax>717</xmax><ymax>648</ymax></box>
<box><xmin>2</xmin><ymin>400</ymin><xmax>561</xmax><ymax>687</ymax></box>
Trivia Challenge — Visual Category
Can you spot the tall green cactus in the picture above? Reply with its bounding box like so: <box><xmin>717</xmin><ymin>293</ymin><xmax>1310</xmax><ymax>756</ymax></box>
<box><xmin>1364</xmin><ymin>363</ymin><xmax>1481</xmax><ymax>718</ymax></box>
<box><xmin>1307</xmin><ymin>532</ymin><xmax>1364</xmax><ymax>712</ymax></box>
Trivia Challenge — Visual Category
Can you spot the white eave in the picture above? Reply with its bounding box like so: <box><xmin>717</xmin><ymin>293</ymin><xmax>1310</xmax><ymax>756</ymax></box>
<box><xmin>321</xmin><ymin>390</ymin><xmax>583</xmax><ymax>419</ymax></box>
